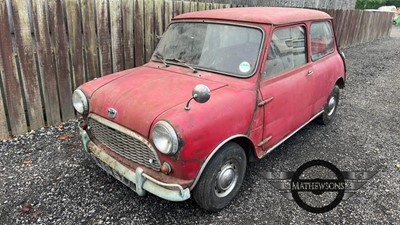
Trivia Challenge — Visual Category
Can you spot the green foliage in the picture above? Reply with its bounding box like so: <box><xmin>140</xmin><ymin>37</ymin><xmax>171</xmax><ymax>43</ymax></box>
<box><xmin>386</xmin><ymin>0</ymin><xmax>400</xmax><ymax>7</ymax></box>
<box><xmin>356</xmin><ymin>0</ymin><xmax>400</xmax><ymax>9</ymax></box>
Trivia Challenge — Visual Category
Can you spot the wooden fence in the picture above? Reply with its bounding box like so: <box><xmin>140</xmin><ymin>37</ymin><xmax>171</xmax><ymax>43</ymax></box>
<box><xmin>0</xmin><ymin>0</ymin><xmax>394</xmax><ymax>139</ymax></box>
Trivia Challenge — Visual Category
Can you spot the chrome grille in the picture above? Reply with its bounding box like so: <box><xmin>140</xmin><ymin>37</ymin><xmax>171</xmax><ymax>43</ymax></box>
<box><xmin>88</xmin><ymin>118</ymin><xmax>161</xmax><ymax>171</ymax></box>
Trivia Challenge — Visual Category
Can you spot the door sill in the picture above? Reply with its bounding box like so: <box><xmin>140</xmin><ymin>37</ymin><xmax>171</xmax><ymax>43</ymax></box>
<box><xmin>260</xmin><ymin>110</ymin><xmax>324</xmax><ymax>158</ymax></box>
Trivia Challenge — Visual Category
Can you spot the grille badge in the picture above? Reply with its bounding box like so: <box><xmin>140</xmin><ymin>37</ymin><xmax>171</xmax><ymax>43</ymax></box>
<box><xmin>107</xmin><ymin>108</ymin><xmax>117</xmax><ymax>119</ymax></box>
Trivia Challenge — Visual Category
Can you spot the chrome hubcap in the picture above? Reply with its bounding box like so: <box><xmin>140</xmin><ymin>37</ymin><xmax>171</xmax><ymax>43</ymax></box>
<box><xmin>327</xmin><ymin>96</ymin><xmax>336</xmax><ymax>116</ymax></box>
<box><xmin>215</xmin><ymin>161</ymin><xmax>238</xmax><ymax>198</ymax></box>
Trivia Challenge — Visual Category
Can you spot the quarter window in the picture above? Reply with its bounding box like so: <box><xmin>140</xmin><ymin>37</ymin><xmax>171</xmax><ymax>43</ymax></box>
<box><xmin>263</xmin><ymin>26</ymin><xmax>307</xmax><ymax>79</ymax></box>
<box><xmin>310</xmin><ymin>22</ymin><xmax>334</xmax><ymax>61</ymax></box>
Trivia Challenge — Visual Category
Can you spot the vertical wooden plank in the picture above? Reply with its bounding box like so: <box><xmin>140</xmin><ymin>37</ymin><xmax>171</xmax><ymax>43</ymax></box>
<box><xmin>0</xmin><ymin>53</ymin><xmax>8</xmax><ymax>138</ymax></box>
<box><xmin>122</xmin><ymin>0</ymin><xmax>135</xmax><ymax>69</ymax></box>
<box><xmin>144</xmin><ymin>0</ymin><xmax>154</xmax><ymax>62</ymax></box>
<box><xmin>96</xmin><ymin>0</ymin><xmax>112</xmax><ymax>75</ymax></box>
<box><xmin>110</xmin><ymin>0</ymin><xmax>124</xmax><ymax>72</ymax></box>
<box><xmin>198</xmin><ymin>2</ymin><xmax>206</xmax><ymax>11</ymax></box>
<box><xmin>337</xmin><ymin>10</ymin><xmax>349</xmax><ymax>48</ymax></box>
<box><xmin>164</xmin><ymin>0</ymin><xmax>173</xmax><ymax>28</ymax></box>
<box><xmin>154</xmin><ymin>0</ymin><xmax>163</xmax><ymax>48</ymax></box>
<box><xmin>82</xmin><ymin>0</ymin><xmax>100</xmax><ymax>79</ymax></box>
<box><xmin>134</xmin><ymin>0</ymin><xmax>145</xmax><ymax>66</ymax></box>
<box><xmin>353</xmin><ymin>10</ymin><xmax>364</xmax><ymax>45</ymax></box>
<box><xmin>205</xmin><ymin>2</ymin><xmax>212</xmax><ymax>10</ymax></box>
<box><xmin>0</xmin><ymin>70</ymin><xmax>9</xmax><ymax>138</ymax></box>
<box><xmin>65</xmin><ymin>0</ymin><xmax>85</xmax><ymax>88</ymax></box>
<box><xmin>183</xmin><ymin>1</ymin><xmax>190</xmax><ymax>13</ymax></box>
<box><xmin>346</xmin><ymin>10</ymin><xmax>357</xmax><ymax>46</ymax></box>
<box><xmin>174</xmin><ymin>1</ymin><xmax>183</xmax><ymax>16</ymax></box>
<box><xmin>31</xmin><ymin>0</ymin><xmax>61</xmax><ymax>125</ymax></box>
<box><xmin>366</xmin><ymin>12</ymin><xmax>374</xmax><ymax>42</ymax></box>
<box><xmin>359</xmin><ymin>10</ymin><xmax>369</xmax><ymax>44</ymax></box>
<box><xmin>49</xmin><ymin>0</ymin><xmax>75</xmax><ymax>120</ymax></box>
<box><xmin>0</xmin><ymin>0</ymin><xmax>27</xmax><ymax>135</ymax></box>
<box><xmin>11</xmin><ymin>0</ymin><xmax>45</xmax><ymax>130</ymax></box>
<box><xmin>190</xmin><ymin>1</ymin><xmax>197</xmax><ymax>12</ymax></box>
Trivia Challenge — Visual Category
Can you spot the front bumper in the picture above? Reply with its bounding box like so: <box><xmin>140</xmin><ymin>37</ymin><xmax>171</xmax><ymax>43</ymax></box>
<box><xmin>79</xmin><ymin>126</ymin><xmax>190</xmax><ymax>202</ymax></box>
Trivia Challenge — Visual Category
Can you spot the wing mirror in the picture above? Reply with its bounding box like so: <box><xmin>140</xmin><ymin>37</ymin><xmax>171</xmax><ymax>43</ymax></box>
<box><xmin>184</xmin><ymin>84</ymin><xmax>211</xmax><ymax>111</ymax></box>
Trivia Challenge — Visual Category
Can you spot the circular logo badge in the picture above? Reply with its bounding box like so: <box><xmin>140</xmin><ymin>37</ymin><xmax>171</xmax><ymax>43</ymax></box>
<box><xmin>239</xmin><ymin>61</ymin><xmax>251</xmax><ymax>73</ymax></box>
<box><xmin>291</xmin><ymin>160</ymin><xmax>345</xmax><ymax>213</ymax></box>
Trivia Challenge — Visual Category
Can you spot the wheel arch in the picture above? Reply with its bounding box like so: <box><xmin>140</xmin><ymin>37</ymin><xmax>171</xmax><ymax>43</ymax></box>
<box><xmin>189</xmin><ymin>134</ymin><xmax>256</xmax><ymax>190</ymax></box>
<box><xmin>336</xmin><ymin>77</ymin><xmax>345</xmax><ymax>89</ymax></box>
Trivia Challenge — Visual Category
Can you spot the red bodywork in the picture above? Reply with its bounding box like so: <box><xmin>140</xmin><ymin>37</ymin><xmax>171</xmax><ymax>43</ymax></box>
<box><xmin>78</xmin><ymin>7</ymin><xmax>346</xmax><ymax>188</ymax></box>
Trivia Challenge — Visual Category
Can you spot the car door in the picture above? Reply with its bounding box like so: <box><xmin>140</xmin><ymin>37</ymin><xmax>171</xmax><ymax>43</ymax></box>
<box><xmin>309</xmin><ymin>21</ymin><xmax>340</xmax><ymax>114</ymax></box>
<box><xmin>257</xmin><ymin>25</ymin><xmax>316</xmax><ymax>153</ymax></box>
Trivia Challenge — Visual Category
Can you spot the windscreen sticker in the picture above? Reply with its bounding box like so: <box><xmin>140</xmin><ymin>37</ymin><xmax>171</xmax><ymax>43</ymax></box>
<box><xmin>239</xmin><ymin>61</ymin><xmax>251</xmax><ymax>73</ymax></box>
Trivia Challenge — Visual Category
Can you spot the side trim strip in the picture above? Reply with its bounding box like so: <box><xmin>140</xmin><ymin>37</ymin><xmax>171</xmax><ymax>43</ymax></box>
<box><xmin>189</xmin><ymin>134</ymin><xmax>251</xmax><ymax>190</ymax></box>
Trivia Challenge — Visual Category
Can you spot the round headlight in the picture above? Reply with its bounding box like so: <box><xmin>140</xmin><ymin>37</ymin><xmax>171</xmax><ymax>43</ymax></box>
<box><xmin>72</xmin><ymin>89</ymin><xmax>89</xmax><ymax>114</ymax></box>
<box><xmin>152</xmin><ymin>121</ymin><xmax>179</xmax><ymax>155</ymax></box>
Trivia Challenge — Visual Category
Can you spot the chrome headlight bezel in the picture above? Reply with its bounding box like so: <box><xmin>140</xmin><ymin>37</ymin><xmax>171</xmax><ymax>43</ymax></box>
<box><xmin>152</xmin><ymin>121</ymin><xmax>179</xmax><ymax>155</ymax></box>
<box><xmin>72</xmin><ymin>89</ymin><xmax>89</xmax><ymax>114</ymax></box>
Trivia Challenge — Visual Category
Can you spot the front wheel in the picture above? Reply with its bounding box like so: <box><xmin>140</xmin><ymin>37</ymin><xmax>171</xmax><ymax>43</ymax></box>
<box><xmin>316</xmin><ymin>85</ymin><xmax>340</xmax><ymax>125</ymax></box>
<box><xmin>193</xmin><ymin>142</ymin><xmax>247</xmax><ymax>212</ymax></box>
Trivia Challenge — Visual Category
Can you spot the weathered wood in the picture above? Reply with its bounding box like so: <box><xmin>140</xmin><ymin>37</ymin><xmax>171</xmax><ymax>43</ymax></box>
<box><xmin>82</xmin><ymin>0</ymin><xmax>100</xmax><ymax>79</ymax></box>
<box><xmin>0</xmin><ymin>18</ymin><xmax>9</xmax><ymax>138</ymax></box>
<box><xmin>65</xmin><ymin>0</ymin><xmax>85</xmax><ymax>88</ymax></box>
<box><xmin>144</xmin><ymin>0</ymin><xmax>155</xmax><ymax>62</ymax></box>
<box><xmin>110</xmin><ymin>0</ymin><xmax>124</xmax><ymax>72</ymax></box>
<box><xmin>190</xmin><ymin>1</ymin><xmax>197</xmax><ymax>12</ymax></box>
<box><xmin>353</xmin><ymin>10</ymin><xmax>364</xmax><ymax>46</ymax></box>
<box><xmin>134</xmin><ymin>0</ymin><xmax>145</xmax><ymax>66</ymax></box>
<box><xmin>0</xmin><ymin>0</ymin><xmax>27</xmax><ymax>135</ymax></box>
<box><xmin>49</xmin><ymin>0</ymin><xmax>75</xmax><ymax>121</ymax></box>
<box><xmin>174</xmin><ymin>0</ymin><xmax>183</xmax><ymax>16</ymax></box>
<box><xmin>122</xmin><ymin>0</ymin><xmax>135</xmax><ymax>69</ymax></box>
<box><xmin>154</xmin><ymin>0</ymin><xmax>164</xmax><ymax>47</ymax></box>
<box><xmin>11</xmin><ymin>0</ymin><xmax>45</xmax><ymax>130</ymax></box>
<box><xmin>183</xmin><ymin>1</ymin><xmax>190</xmax><ymax>13</ymax></box>
<box><xmin>164</xmin><ymin>0</ymin><xmax>173</xmax><ymax>28</ymax></box>
<box><xmin>346</xmin><ymin>10</ymin><xmax>358</xmax><ymax>47</ymax></box>
<box><xmin>338</xmin><ymin>10</ymin><xmax>350</xmax><ymax>48</ymax></box>
<box><xmin>96</xmin><ymin>0</ymin><xmax>112</xmax><ymax>75</ymax></box>
<box><xmin>205</xmin><ymin>2</ymin><xmax>212</xmax><ymax>10</ymax></box>
<box><xmin>198</xmin><ymin>2</ymin><xmax>206</xmax><ymax>11</ymax></box>
<box><xmin>0</xmin><ymin>70</ymin><xmax>8</xmax><ymax>138</ymax></box>
<box><xmin>31</xmin><ymin>0</ymin><xmax>61</xmax><ymax>125</ymax></box>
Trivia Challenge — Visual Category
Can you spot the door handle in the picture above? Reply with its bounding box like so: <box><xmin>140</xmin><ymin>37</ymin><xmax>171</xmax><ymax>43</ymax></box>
<box><xmin>307</xmin><ymin>70</ymin><xmax>314</xmax><ymax>76</ymax></box>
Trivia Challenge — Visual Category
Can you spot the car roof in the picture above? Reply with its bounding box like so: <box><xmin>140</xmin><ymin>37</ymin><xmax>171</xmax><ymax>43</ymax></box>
<box><xmin>173</xmin><ymin>7</ymin><xmax>332</xmax><ymax>25</ymax></box>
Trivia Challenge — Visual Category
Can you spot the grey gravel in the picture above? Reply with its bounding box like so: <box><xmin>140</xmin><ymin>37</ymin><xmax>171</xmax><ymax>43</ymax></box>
<box><xmin>1</xmin><ymin>27</ymin><xmax>399</xmax><ymax>225</ymax></box>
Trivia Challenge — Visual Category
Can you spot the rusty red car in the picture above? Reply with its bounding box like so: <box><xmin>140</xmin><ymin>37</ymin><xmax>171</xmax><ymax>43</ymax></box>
<box><xmin>73</xmin><ymin>7</ymin><xmax>346</xmax><ymax>211</ymax></box>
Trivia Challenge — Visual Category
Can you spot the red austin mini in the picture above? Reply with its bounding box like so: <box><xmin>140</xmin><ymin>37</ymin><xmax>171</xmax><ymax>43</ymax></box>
<box><xmin>73</xmin><ymin>7</ymin><xmax>346</xmax><ymax>211</ymax></box>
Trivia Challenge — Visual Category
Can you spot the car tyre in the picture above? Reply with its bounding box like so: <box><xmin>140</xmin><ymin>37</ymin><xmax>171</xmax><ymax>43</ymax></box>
<box><xmin>317</xmin><ymin>85</ymin><xmax>340</xmax><ymax>125</ymax></box>
<box><xmin>193</xmin><ymin>142</ymin><xmax>247</xmax><ymax>212</ymax></box>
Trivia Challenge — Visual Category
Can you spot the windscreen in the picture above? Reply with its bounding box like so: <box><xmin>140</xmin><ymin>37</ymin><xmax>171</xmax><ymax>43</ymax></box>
<box><xmin>153</xmin><ymin>22</ymin><xmax>263</xmax><ymax>77</ymax></box>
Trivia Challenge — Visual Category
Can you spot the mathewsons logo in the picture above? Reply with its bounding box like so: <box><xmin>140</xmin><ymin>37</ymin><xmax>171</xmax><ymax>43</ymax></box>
<box><xmin>264</xmin><ymin>160</ymin><xmax>378</xmax><ymax>213</ymax></box>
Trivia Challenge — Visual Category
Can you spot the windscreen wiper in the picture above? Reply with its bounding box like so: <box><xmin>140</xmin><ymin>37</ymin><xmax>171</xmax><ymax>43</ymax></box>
<box><xmin>165</xmin><ymin>58</ymin><xmax>198</xmax><ymax>73</ymax></box>
<box><xmin>153</xmin><ymin>52</ymin><xmax>169</xmax><ymax>67</ymax></box>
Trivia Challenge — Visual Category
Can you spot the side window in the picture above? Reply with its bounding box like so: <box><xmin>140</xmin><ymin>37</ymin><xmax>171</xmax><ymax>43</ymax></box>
<box><xmin>310</xmin><ymin>22</ymin><xmax>334</xmax><ymax>61</ymax></box>
<box><xmin>264</xmin><ymin>26</ymin><xmax>307</xmax><ymax>79</ymax></box>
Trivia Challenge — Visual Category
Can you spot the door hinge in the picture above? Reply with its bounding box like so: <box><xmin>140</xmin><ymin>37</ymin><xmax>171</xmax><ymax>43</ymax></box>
<box><xmin>258</xmin><ymin>97</ymin><xmax>274</xmax><ymax>107</ymax></box>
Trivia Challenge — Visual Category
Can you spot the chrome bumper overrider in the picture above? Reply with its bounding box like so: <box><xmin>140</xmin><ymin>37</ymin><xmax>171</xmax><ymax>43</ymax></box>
<box><xmin>79</xmin><ymin>127</ymin><xmax>190</xmax><ymax>202</ymax></box>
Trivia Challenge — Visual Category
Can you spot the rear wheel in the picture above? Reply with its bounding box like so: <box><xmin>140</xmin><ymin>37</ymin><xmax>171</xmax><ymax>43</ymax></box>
<box><xmin>317</xmin><ymin>85</ymin><xmax>340</xmax><ymax>125</ymax></box>
<box><xmin>193</xmin><ymin>142</ymin><xmax>247</xmax><ymax>212</ymax></box>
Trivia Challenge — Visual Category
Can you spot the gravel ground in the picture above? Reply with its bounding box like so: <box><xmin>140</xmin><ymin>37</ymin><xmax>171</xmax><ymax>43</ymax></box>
<box><xmin>1</xmin><ymin>26</ymin><xmax>399</xmax><ymax>225</ymax></box>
